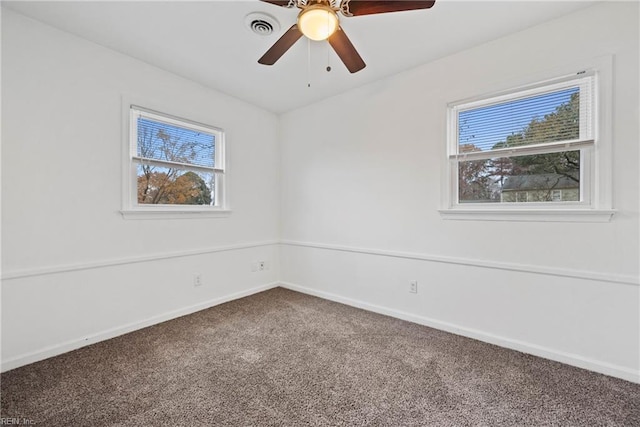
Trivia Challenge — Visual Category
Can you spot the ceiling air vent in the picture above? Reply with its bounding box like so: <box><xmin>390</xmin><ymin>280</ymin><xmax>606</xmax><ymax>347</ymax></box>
<box><xmin>245</xmin><ymin>12</ymin><xmax>280</xmax><ymax>36</ymax></box>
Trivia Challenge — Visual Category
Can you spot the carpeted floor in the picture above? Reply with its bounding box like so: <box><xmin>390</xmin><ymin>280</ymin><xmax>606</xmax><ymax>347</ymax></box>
<box><xmin>1</xmin><ymin>287</ymin><xmax>639</xmax><ymax>426</ymax></box>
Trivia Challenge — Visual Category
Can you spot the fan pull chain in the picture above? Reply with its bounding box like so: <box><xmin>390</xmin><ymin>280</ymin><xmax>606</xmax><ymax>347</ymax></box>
<box><xmin>306</xmin><ymin>38</ymin><xmax>311</xmax><ymax>88</ymax></box>
<box><xmin>326</xmin><ymin>12</ymin><xmax>332</xmax><ymax>72</ymax></box>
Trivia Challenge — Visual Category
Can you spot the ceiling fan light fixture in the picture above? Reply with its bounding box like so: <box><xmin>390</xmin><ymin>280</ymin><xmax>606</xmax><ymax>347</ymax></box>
<box><xmin>297</xmin><ymin>6</ymin><xmax>338</xmax><ymax>41</ymax></box>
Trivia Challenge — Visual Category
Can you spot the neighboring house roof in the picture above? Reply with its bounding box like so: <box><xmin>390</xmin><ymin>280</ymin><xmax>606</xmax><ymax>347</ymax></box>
<box><xmin>502</xmin><ymin>173</ymin><xmax>579</xmax><ymax>191</ymax></box>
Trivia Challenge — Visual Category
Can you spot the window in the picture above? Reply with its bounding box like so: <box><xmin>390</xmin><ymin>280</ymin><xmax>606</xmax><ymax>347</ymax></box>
<box><xmin>442</xmin><ymin>65</ymin><xmax>614</xmax><ymax>222</ymax></box>
<box><xmin>122</xmin><ymin>106</ymin><xmax>226</xmax><ymax>218</ymax></box>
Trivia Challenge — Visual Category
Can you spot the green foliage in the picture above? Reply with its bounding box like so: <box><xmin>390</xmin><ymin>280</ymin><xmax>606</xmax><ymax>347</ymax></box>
<box><xmin>174</xmin><ymin>172</ymin><xmax>213</xmax><ymax>205</ymax></box>
<box><xmin>495</xmin><ymin>92</ymin><xmax>580</xmax><ymax>181</ymax></box>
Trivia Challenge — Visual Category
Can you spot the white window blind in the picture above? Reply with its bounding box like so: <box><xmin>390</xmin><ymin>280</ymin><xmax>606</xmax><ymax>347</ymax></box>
<box><xmin>132</xmin><ymin>107</ymin><xmax>222</xmax><ymax>171</ymax></box>
<box><xmin>452</xmin><ymin>74</ymin><xmax>594</xmax><ymax>162</ymax></box>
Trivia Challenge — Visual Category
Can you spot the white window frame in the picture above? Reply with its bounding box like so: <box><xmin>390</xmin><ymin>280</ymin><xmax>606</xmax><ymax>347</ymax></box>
<box><xmin>440</xmin><ymin>56</ymin><xmax>615</xmax><ymax>222</ymax></box>
<box><xmin>121</xmin><ymin>102</ymin><xmax>229</xmax><ymax>219</ymax></box>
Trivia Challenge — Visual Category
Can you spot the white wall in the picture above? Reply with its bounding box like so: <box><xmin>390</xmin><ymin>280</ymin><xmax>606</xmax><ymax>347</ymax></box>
<box><xmin>279</xmin><ymin>2</ymin><xmax>640</xmax><ymax>382</ymax></box>
<box><xmin>1</xmin><ymin>9</ymin><xmax>280</xmax><ymax>370</ymax></box>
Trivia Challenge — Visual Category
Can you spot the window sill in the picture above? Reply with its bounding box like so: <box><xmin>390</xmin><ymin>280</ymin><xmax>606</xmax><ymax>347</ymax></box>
<box><xmin>438</xmin><ymin>208</ymin><xmax>616</xmax><ymax>223</ymax></box>
<box><xmin>120</xmin><ymin>209</ymin><xmax>231</xmax><ymax>220</ymax></box>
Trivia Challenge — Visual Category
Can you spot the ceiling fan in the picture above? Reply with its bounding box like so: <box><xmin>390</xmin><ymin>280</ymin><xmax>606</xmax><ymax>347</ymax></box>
<box><xmin>258</xmin><ymin>0</ymin><xmax>436</xmax><ymax>73</ymax></box>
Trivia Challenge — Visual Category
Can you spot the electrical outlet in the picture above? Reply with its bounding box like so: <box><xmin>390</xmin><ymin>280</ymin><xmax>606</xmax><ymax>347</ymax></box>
<box><xmin>194</xmin><ymin>274</ymin><xmax>203</xmax><ymax>287</ymax></box>
<box><xmin>409</xmin><ymin>280</ymin><xmax>418</xmax><ymax>293</ymax></box>
<box><xmin>258</xmin><ymin>261</ymin><xmax>265</xmax><ymax>271</ymax></box>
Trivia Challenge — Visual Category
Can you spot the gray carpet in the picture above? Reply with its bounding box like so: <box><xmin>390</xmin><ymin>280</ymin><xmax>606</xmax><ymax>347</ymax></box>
<box><xmin>1</xmin><ymin>287</ymin><xmax>639</xmax><ymax>426</ymax></box>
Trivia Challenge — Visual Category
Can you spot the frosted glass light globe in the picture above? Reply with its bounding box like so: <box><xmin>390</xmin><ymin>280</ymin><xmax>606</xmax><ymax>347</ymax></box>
<box><xmin>298</xmin><ymin>7</ymin><xmax>339</xmax><ymax>41</ymax></box>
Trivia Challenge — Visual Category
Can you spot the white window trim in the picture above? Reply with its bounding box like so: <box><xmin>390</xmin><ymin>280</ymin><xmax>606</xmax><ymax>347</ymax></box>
<box><xmin>439</xmin><ymin>55</ymin><xmax>615</xmax><ymax>223</ymax></box>
<box><xmin>120</xmin><ymin>95</ymin><xmax>230</xmax><ymax>220</ymax></box>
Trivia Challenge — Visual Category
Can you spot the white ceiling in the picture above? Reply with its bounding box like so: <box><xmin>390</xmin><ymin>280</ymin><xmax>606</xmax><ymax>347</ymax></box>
<box><xmin>4</xmin><ymin>0</ymin><xmax>598</xmax><ymax>113</ymax></box>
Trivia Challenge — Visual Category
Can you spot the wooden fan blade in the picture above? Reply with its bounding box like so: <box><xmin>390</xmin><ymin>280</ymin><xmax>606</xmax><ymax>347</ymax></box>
<box><xmin>258</xmin><ymin>25</ymin><xmax>303</xmax><ymax>65</ymax></box>
<box><xmin>260</xmin><ymin>0</ymin><xmax>293</xmax><ymax>7</ymax></box>
<box><xmin>328</xmin><ymin>26</ymin><xmax>366</xmax><ymax>73</ymax></box>
<box><xmin>345</xmin><ymin>0</ymin><xmax>435</xmax><ymax>16</ymax></box>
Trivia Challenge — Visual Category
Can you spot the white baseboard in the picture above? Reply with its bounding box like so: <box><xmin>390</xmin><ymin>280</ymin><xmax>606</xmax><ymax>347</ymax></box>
<box><xmin>1</xmin><ymin>282</ymin><xmax>280</xmax><ymax>373</ymax></box>
<box><xmin>279</xmin><ymin>281</ymin><xmax>640</xmax><ymax>384</ymax></box>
